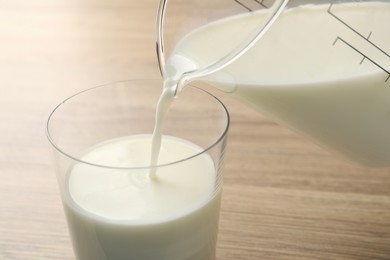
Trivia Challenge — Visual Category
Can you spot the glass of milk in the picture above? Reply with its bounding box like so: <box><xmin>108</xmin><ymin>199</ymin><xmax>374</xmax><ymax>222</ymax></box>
<box><xmin>46</xmin><ymin>79</ymin><xmax>229</xmax><ymax>260</ymax></box>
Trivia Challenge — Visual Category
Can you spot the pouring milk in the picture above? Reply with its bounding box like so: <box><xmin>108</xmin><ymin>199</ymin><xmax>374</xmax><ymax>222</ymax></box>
<box><xmin>164</xmin><ymin>1</ymin><xmax>390</xmax><ymax>167</ymax></box>
<box><xmin>60</xmin><ymin>2</ymin><xmax>389</xmax><ymax>259</ymax></box>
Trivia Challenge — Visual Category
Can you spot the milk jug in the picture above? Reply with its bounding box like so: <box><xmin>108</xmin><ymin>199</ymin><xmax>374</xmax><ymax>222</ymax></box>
<box><xmin>158</xmin><ymin>0</ymin><xmax>390</xmax><ymax>167</ymax></box>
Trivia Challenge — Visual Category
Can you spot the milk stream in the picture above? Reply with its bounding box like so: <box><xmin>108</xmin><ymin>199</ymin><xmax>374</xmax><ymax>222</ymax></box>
<box><xmin>163</xmin><ymin>1</ymin><xmax>390</xmax><ymax>167</ymax></box>
<box><xmin>150</xmin><ymin>87</ymin><xmax>175</xmax><ymax>178</ymax></box>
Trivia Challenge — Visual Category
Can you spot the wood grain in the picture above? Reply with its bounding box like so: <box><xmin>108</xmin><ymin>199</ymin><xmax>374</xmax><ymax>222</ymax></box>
<box><xmin>0</xmin><ymin>1</ymin><xmax>389</xmax><ymax>259</ymax></box>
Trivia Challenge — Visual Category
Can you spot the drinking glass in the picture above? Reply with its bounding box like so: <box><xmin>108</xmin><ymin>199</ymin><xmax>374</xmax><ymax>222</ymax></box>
<box><xmin>46</xmin><ymin>79</ymin><xmax>229</xmax><ymax>260</ymax></box>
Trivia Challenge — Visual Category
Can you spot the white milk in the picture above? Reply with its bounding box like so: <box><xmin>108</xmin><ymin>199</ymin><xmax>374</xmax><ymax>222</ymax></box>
<box><xmin>150</xmin><ymin>87</ymin><xmax>175</xmax><ymax>179</ymax></box>
<box><xmin>167</xmin><ymin>2</ymin><xmax>390</xmax><ymax>167</ymax></box>
<box><xmin>64</xmin><ymin>135</ymin><xmax>221</xmax><ymax>260</ymax></box>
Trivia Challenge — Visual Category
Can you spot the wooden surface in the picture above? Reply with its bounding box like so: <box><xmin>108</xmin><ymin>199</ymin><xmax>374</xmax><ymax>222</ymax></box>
<box><xmin>1</xmin><ymin>1</ymin><xmax>389</xmax><ymax>259</ymax></box>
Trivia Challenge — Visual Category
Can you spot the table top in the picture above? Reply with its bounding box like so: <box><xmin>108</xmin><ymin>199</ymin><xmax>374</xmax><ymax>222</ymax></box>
<box><xmin>1</xmin><ymin>1</ymin><xmax>389</xmax><ymax>259</ymax></box>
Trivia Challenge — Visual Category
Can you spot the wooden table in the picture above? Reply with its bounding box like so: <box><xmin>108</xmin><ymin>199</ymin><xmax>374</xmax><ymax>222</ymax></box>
<box><xmin>1</xmin><ymin>1</ymin><xmax>389</xmax><ymax>259</ymax></box>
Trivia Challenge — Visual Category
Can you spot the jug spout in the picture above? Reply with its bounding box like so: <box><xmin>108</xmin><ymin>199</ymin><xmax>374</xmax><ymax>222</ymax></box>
<box><xmin>156</xmin><ymin>0</ymin><xmax>289</xmax><ymax>94</ymax></box>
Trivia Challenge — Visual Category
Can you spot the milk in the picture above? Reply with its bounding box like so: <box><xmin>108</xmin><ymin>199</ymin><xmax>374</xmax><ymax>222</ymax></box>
<box><xmin>64</xmin><ymin>135</ymin><xmax>221</xmax><ymax>260</ymax></box>
<box><xmin>167</xmin><ymin>2</ymin><xmax>390</xmax><ymax>167</ymax></box>
<box><xmin>150</xmin><ymin>87</ymin><xmax>175</xmax><ymax>179</ymax></box>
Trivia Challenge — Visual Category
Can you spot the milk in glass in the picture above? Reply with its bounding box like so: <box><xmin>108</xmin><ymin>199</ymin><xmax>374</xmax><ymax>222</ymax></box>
<box><xmin>64</xmin><ymin>135</ymin><xmax>221</xmax><ymax>260</ymax></box>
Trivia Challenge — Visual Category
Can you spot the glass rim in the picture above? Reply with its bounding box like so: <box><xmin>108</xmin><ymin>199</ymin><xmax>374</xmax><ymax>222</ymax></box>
<box><xmin>45</xmin><ymin>79</ymin><xmax>230</xmax><ymax>170</ymax></box>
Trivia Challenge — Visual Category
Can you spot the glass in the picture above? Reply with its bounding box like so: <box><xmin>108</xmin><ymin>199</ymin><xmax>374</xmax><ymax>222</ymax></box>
<box><xmin>158</xmin><ymin>0</ymin><xmax>390</xmax><ymax>167</ymax></box>
<box><xmin>156</xmin><ymin>0</ymin><xmax>288</xmax><ymax>91</ymax></box>
<box><xmin>46</xmin><ymin>80</ymin><xmax>229</xmax><ymax>260</ymax></box>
